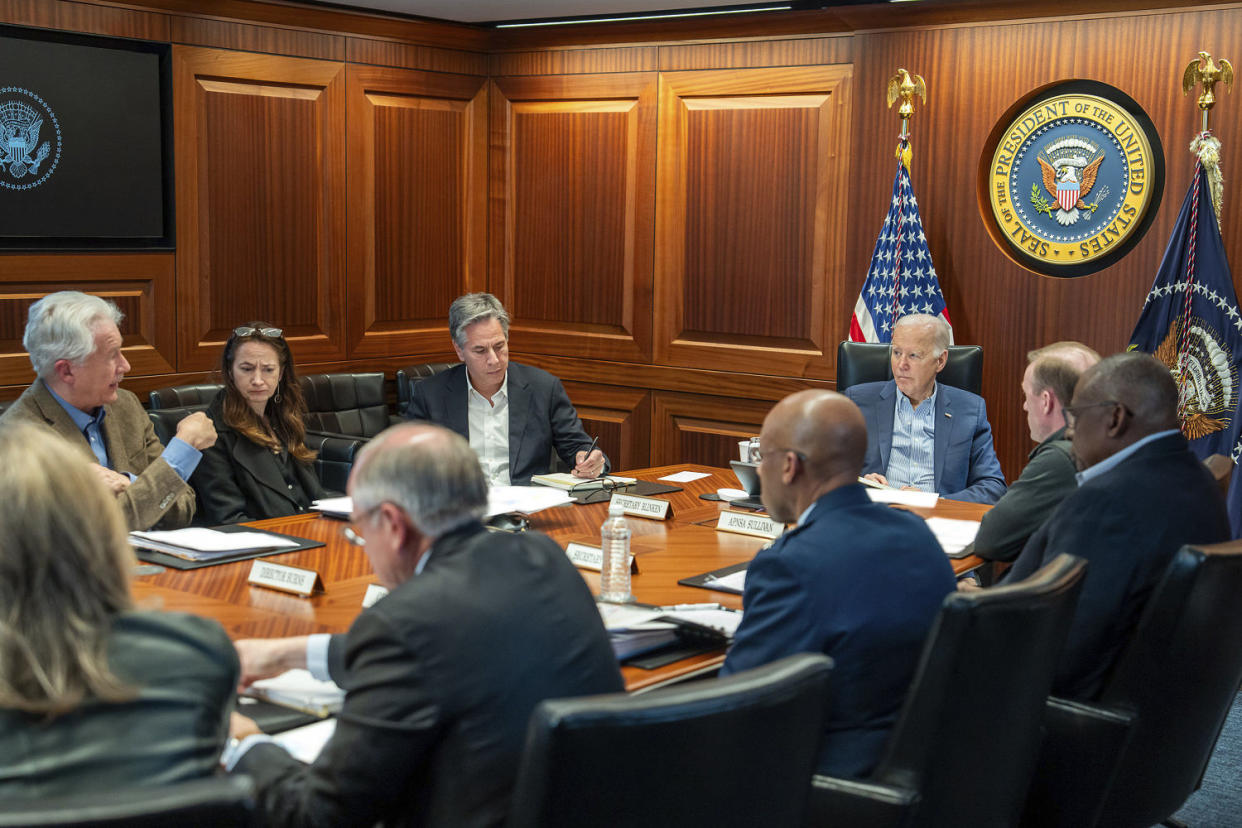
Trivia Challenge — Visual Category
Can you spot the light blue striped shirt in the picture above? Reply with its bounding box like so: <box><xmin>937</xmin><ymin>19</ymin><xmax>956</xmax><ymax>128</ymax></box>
<box><xmin>886</xmin><ymin>383</ymin><xmax>938</xmax><ymax>491</ymax></box>
<box><xmin>1074</xmin><ymin>428</ymin><xmax>1181</xmax><ymax>487</ymax></box>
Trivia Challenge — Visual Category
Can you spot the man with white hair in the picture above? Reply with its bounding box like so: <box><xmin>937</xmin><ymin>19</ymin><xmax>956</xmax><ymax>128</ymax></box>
<box><xmin>226</xmin><ymin>423</ymin><xmax>623</xmax><ymax>827</ymax></box>
<box><xmin>0</xmin><ymin>290</ymin><xmax>215</xmax><ymax>529</ymax></box>
<box><xmin>844</xmin><ymin>313</ymin><xmax>1005</xmax><ymax>503</ymax></box>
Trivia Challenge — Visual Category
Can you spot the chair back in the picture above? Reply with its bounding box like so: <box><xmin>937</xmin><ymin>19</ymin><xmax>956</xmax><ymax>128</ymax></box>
<box><xmin>507</xmin><ymin>653</ymin><xmax>833</xmax><ymax>828</ymax></box>
<box><xmin>868</xmin><ymin>554</ymin><xmax>1086</xmax><ymax>827</ymax></box>
<box><xmin>0</xmin><ymin>775</ymin><xmax>256</xmax><ymax>827</ymax></box>
<box><xmin>299</xmin><ymin>373</ymin><xmax>388</xmax><ymax>438</ymax></box>
<box><xmin>304</xmin><ymin>431</ymin><xmax>366</xmax><ymax>494</ymax></box>
<box><xmin>836</xmin><ymin>341</ymin><xmax>984</xmax><ymax>395</ymax></box>
<box><xmin>148</xmin><ymin>383</ymin><xmax>224</xmax><ymax>409</ymax></box>
<box><xmin>1090</xmin><ymin>541</ymin><xmax>1242</xmax><ymax>827</ymax></box>
<box><xmin>395</xmin><ymin>362</ymin><xmax>458</xmax><ymax>418</ymax></box>
<box><xmin>147</xmin><ymin>406</ymin><xmax>204</xmax><ymax>447</ymax></box>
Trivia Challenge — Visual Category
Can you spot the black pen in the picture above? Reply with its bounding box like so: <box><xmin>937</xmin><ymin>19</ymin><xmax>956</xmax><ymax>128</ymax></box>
<box><xmin>580</xmin><ymin>436</ymin><xmax>599</xmax><ymax>477</ymax></box>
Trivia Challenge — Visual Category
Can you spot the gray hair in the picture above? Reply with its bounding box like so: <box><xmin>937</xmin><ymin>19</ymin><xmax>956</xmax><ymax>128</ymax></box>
<box><xmin>448</xmin><ymin>293</ymin><xmax>510</xmax><ymax>348</ymax></box>
<box><xmin>23</xmin><ymin>291</ymin><xmax>124</xmax><ymax>378</ymax></box>
<box><xmin>893</xmin><ymin>313</ymin><xmax>951</xmax><ymax>357</ymax></box>
<box><xmin>352</xmin><ymin>424</ymin><xmax>488</xmax><ymax>538</ymax></box>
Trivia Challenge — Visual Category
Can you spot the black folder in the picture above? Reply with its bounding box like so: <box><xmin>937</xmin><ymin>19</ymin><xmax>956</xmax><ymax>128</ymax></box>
<box><xmin>132</xmin><ymin>524</ymin><xmax>325</xmax><ymax>571</ymax></box>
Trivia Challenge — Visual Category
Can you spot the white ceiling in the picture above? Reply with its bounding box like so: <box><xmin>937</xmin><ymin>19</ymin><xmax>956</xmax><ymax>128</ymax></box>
<box><xmin>315</xmin><ymin>0</ymin><xmax>785</xmax><ymax>25</ymax></box>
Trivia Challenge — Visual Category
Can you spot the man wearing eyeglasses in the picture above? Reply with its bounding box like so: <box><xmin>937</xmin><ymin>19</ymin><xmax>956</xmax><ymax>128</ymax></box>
<box><xmin>0</xmin><ymin>290</ymin><xmax>215</xmax><ymax>529</ymax></box>
<box><xmin>844</xmin><ymin>314</ymin><xmax>1006</xmax><ymax>504</ymax></box>
<box><xmin>1002</xmin><ymin>352</ymin><xmax>1229</xmax><ymax>698</ymax></box>
<box><xmin>720</xmin><ymin>389</ymin><xmax>955</xmax><ymax>779</ymax></box>
<box><xmin>225</xmin><ymin>423</ymin><xmax>622</xmax><ymax>827</ymax></box>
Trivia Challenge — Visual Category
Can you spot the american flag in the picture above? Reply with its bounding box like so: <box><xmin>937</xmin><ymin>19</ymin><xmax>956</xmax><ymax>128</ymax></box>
<box><xmin>849</xmin><ymin>139</ymin><xmax>953</xmax><ymax>343</ymax></box>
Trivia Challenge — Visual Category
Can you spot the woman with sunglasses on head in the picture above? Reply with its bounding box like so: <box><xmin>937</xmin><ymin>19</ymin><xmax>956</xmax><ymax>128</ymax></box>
<box><xmin>190</xmin><ymin>323</ymin><xmax>325</xmax><ymax>524</ymax></box>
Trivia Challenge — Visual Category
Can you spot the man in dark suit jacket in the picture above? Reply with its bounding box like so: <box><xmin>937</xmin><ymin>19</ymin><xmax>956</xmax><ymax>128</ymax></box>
<box><xmin>406</xmin><ymin>292</ymin><xmax>606</xmax><ymax>485</ymax></box>
<box><xmin>0</xmin><ymin>291</ymin><xmax>215</xmax><ymax>529</ymax></box>
<box><xmin>227</xmin><ymin>423</ymin><xmax>623</xmax><ymax>828</ymax></box>
<box><xmin>720</xmin><ymin>389</ymin><xmax>956</xmax><ymax>779</ymax></box>
<box><xmin>843</xmin><ymin>314</ymin><xmax>1005</xmax><ymax>504</ymax></box>
<box><xmin>1002</xmin><ymin>352</ymin><xmax>1230</xmax><ymax>698</ymax></box>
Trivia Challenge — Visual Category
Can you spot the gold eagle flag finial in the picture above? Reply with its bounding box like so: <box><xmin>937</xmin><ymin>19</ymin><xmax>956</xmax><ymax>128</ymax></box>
<box><xmin>1183</xmin><ymin>50</ymin><xmax>1234</xmax><ymax>130</ymax></box>
<box><xmin>887</xmin><ymin>69</ymin><xmax>926</xmax><ymax>168</ymax></box>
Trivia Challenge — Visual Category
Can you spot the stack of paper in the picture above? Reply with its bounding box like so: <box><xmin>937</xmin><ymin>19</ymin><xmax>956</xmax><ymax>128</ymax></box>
<box><xmin>865</xmin><ymin>488</ymin><xmax>940</xmax><ymax>508</ymax></box>
<box><xmin>245</xmin><ymin>669</ymin><xmax>345</xmax><ymax>717</ymax></box>
<box><xmin>128</xmin><ymin>528</ymin><xmax>299</xmax><ymax>562</ymax></box>
<box><xmin>924</xmin><ymin>516</ymin><xmax>982</xmax><ymax>558</ymax></box>
<box><xmin>596</xmin><ymin>602</ymin><xmax>743</xmax><ymax>660</ymax></box>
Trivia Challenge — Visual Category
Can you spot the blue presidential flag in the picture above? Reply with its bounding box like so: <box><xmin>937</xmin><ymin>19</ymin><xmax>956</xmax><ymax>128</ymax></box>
<box><xmin>1128</xmin><ymin>162</ymin><xmax>1242</xmax><ymax>463</ymax></box>
<box><xmin>849</xmin><ymin>136</ymin><xmax>952</xmax><ymax>343</ymax></box>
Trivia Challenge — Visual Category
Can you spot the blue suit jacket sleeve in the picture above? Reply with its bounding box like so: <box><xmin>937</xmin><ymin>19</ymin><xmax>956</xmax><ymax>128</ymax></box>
<box><xmin>942</xmin><ymin>391</ymin><xmax>1006</xmax><ymax>504</ymax></box>
<box><xmin>719</xmin><ymin>546</ymin><xmax>817</xmax><ymax>676</ymax></box>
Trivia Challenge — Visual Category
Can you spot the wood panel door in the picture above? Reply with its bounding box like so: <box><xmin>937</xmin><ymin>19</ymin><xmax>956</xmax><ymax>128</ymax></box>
<box><xmin>346</xmin><ymin>65</ymin><xmax>487</xmax><ymax>359</ymax></box>
<box><xmin>563</xmin><ymin>381</ymin><xmax>652</xmax><ymax>472</ymax></box>
<box><xmin>0</xmin><ymin>254</ymin><xmax>176</xmax><ymax>387</ymax></box>
<box><xmin>652</xmin><ymin>390</ymin><xmax>774</xmax><ymax>467</ymax></box>
<box><xmin>173</xmin><ymin>46</ymin><xmax>347</xmax><ymax>371</ymax></box>
<box><xmin>490</xmin><ymin>72</ymin><xmax>657</xmax><ymax>363</ymax></box>
<box><xmin>654</xmin><ymin>65</ymin><xmax>852</xmax><ymax>379</ymax></box>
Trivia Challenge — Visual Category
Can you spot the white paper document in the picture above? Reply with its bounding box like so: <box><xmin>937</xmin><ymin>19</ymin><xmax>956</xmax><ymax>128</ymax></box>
<box><xmin>924</xmin><ymin>516</ymin><xmax>982</xmax><ymax>557</ymax></box>
<box><xmin>272</xmin><ymin>718</ymin><xmax>337</xmax><ymax>765</ymax></box>
<box><xmin>311</xmin><ymin>497</ymin><xmax>352</xmax><ymax>519</ymax></box>
<box><xmin>865</xmin><ymin>488</ymin><xmax>940</xmax><ymax>508</ymax></box>
<box><xmin>659</xmin><ymin>470</ymin><xmax>711</xmax><ymax>483</ymax></box>
<box><xmin>487</xmin><ymin>485</ymin><xmax>574</xmax><ymax>516</ymax></box>
<box><xmin>705</xmin><ymin>568</ymin><xmax>748</xmax><ymax>593</ymax></box>
<box><xmin>128</xmin><ymin>528</ymin><xmax>300</xmax><ymax>561</ymax></box>
<box><xmin>246</xmin><ymin>669</ymin><xmax>345</xmax><ymax>717</ymax></box>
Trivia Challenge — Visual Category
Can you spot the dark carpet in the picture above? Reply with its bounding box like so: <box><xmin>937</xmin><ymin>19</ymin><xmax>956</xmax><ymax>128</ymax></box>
<box><xmin>1167</xmin><ymin>690</ymin><xmax>1242</xmax><ymax>827</ymax></box>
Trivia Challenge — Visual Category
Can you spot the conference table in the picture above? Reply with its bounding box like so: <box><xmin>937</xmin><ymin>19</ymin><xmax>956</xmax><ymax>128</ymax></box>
<box><xmin>132</xmin><ymin>464</ymin><xmax>988</xmax><ymax>692</ymax></box>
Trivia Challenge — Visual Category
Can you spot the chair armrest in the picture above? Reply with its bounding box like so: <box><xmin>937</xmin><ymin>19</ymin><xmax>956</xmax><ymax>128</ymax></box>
<box><xmin>305</xmin><ymin>431</ymin><xmax>366</xmax><ymax>493</ymax></box>
<box><xmin>1020</xmin><ymin>697</ymin><xmax>1135</xmax><ymax>828</ymax></box>
<box><xmin>805</xmin><ymin>774</ymin><xmax>917</xmax><ymax>828</ymax></box>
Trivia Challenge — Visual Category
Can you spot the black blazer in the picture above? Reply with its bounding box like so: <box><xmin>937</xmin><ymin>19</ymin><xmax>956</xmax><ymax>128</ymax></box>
<box><xmin>1006</xmin><ymin>433</ymin><xmax>1230</xmax><ymax>698</ymax></box>
<box><xmin>235</xmin><ymin>522</ymin><xmax>624</xmax><ymax>828</ymax></box>
<box><xmin>405</xmin><ymin>362</ymin><xmax>608</xmax><ymax>483</ymax></box>
<box><xmin>191</xmin><ymin>394</ymin><xmax>325</xmax><ymax>525</ymax></box>
<box><xmin>0</xmin><ymin>612</ymin><xmax>237</xmax><ymax>799</ymax></box>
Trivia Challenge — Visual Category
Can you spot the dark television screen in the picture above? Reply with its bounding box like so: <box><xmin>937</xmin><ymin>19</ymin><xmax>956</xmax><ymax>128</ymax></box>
<box><xmin>0</xmin><ymin>25</ymin><xmax>172</xmax><ymax>248</ymax></box>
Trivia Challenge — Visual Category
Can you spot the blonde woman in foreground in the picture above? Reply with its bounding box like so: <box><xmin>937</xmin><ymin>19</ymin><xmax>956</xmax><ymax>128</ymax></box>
<box><xmin>0</xmin><ymin>422</ymin><xmax>237</xmax><ymax>798</ymax></box>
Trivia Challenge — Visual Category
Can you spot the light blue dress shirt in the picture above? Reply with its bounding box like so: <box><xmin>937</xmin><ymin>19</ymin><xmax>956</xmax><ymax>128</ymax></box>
<box><xmin>886</xmin><ymin>383</ymin><xmax>938</xmax><ymax>491</ymax></box>
<box><xmin>1074</xmin><ymin>428</ymin><xmax>1181</xmax><ymax>486</ymax></box>
<box><xmin>45</xmin><ymin>385</ymin><xmax>202</xmax><ymax>482</ymax></box>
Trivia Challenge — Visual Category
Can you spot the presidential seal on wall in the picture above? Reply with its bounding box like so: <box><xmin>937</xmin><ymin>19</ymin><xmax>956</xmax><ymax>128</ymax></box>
<box><xmin>981</xmin><ymin>80</ymin><xmax>1164</xmax><ymax>278</ymax></box>
<box><xmin>0</xmin><ymin>86</ymin><xmax>61</xmax><ymax>191</ymax></box>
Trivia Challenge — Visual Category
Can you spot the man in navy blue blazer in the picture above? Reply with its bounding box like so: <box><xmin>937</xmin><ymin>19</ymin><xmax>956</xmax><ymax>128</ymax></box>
<box><xmin>720</xmin><ymin>389</ymin><xmax>956</xmax><ymax>779</ymax></box>
<box><xmin>843</xmin><ymin>314</ymin><xmax>1005</xmax><ymax>504</ymax></box>
<box><xmin>406</xmin><ymin>293</ymin><xmax>607</xmax><ymax>485</ymax></box>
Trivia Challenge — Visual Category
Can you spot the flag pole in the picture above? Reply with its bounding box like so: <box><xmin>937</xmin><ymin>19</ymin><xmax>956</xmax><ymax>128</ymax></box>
<box><xmin>886</xmin><ymin>69</ymin><xmax>926</xmax><ymax>328</ymax></box>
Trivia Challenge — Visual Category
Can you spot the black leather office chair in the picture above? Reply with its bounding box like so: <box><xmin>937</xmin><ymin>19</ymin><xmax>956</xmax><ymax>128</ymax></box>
<box><xmin>507</xmin><ymin>653</ymin><xmax>833</xmax><ymax>828</ymax></box>
<box><xmin>395</xmin><ymin>361</ymin><xmax>457</xmax><ymax>419</ymax></box>
<box><xmin>805</xmin><ymin>553</ymin><xmax>1087</xmax><ymax>828</ymax></box>
<box><xmin>0</xmin><ymin>775</ymin><xmax>257</xmax><ymax>827</ymax></box>
<box><xmin>299</xmin><ymin>373</ymin><xmax>389</xmax><ymax>439</ymax></box>
<box><xmin>1021</xmin><ymin>541</ymin><xmax>1242</xmax><ymax>828</ymax></box>
<box><xmin>836</xmin><ymin>340</ymin><xmax>984</xmax><ymax>395</ymax></box>
<box><xmin>147</xmin><ymin>406</ymin><xmax>203</xmax><ymax>446</ymax></box>
<box><xmin>148</xmin><ymin>383</ymin><xmax>224</xmax><ymax>410</ymax></box>
<box><xmin>304</xmin><ymin>430</ymin><xmax>366</xmax><ymax>494</ymax></box>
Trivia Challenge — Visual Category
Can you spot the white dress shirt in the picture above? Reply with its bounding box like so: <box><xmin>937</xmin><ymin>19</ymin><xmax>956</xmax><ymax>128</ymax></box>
<box><xmin>466</xmin><ymin>372</ymin><xmax>510</xmax><ymax>486</ymax></box>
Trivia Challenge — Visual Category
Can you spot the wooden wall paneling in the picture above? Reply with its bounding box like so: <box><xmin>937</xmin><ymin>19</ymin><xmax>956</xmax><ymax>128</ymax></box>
<box><xmin>346</xmin><ymin>37</ymin><xmax>488</xmax><ymax>75</ymax></box>
<box><xmin>0</xmin><ymin>0</ymin><xmax>169</xmax><ymax>40</ymax></box>
<box><xmin>346</xmin><ymin>65</ymin><xmax>488</xmax><ymax>359</ymax></box>
<box><xmin>0</xmin><ymin>254</ymin><xmax>177</xmax><ymax>387</ymax></box>
<box><xmin>562</xmin><ymin>380</ymin><xmax>652</xmax><ymax>471</ymax></box>
<box><xmin>169</xmin><ymin>15</ymin><xmax>345</xmax><ymax>60</ymax></box>
<box><xmin>173</xmin><ymin>45</ymin><xmax>347</xmax><ymax>371</ymax></box>
<box><xmin>490</xmin><ymin>72</ymin><xmax>657</xmax><ymax>363</ymax></box>
<box><xmin>842</xmin><ymin>6</ymin><xmax>1242</xmax><ymax>481</ymax></box>
<box><xmin>657</xmin><ymin>35</ymin><xmax>852</xmax><ymax>72</ymax></box>
<box><xmin>652</xmin><ymin>390</ymin><xmax>773</xmax><ymax>468</ymax></box>
<box><xmin>490</xmin><ymin>46</ymin><xmax>658</xmax><ymax>77</ymax></box>
<box><xmin>654</xmin><ymin>65</ymin><xmax>852</xmax><ymax>378</ymax></box>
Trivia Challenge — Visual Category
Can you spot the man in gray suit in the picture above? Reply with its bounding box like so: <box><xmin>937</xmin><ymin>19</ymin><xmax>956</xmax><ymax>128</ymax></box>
<box><xmin>406</xmin><ymin>292</ymin><xmax>607</xmax><ymax>484</ymax></box>
<box><xmin>0</xmin><ymin>291</ymin><xmax>215</xmax><ymax>529</ymax></box>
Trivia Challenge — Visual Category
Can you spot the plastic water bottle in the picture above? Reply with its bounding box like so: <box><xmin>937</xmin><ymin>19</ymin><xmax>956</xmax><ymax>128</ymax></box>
<box><xmin>599</xmin><ymin>502</ymin><xmax>634</xmax><ymax>603</ymax></box>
